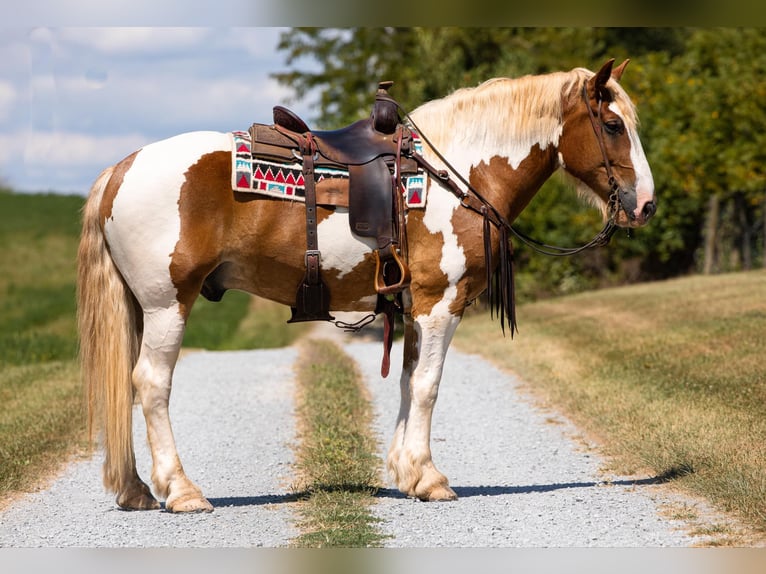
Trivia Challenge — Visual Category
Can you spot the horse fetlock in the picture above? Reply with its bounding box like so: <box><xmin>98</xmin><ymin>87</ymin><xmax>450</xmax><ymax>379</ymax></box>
<box><xmin>386</xmin><ymin>446</ymin><xmax>421</xmax><ymax>492</ymax></box>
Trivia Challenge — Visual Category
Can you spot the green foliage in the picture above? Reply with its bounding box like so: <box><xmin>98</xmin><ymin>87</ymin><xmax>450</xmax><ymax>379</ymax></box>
<box><xmin>274</xmin><ymin>28</ymin><xmax>766</xmax><ymax>295</ymax></box>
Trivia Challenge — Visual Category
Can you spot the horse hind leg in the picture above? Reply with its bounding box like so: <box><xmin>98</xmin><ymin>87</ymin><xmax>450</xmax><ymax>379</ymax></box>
<box><xmin>387</xmin><ymin>312</ymin><xmax>460</xmax><ymax>501</ymax></box>
<box><xmin>77</xmin><ymin>170</ymin><xmax>159</xmax><ymax>511</ymax></box>
<box><xmin>132</xmin><ymin>305</ymin><xmax>213</xmax><ymax>513</ymax></box>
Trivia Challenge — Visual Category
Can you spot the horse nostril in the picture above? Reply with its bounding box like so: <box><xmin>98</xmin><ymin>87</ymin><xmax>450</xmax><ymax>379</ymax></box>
<box><xmin>642</xmin><ymin>201</ymin><xmax>657</xmax><ymax>220</ymax></box>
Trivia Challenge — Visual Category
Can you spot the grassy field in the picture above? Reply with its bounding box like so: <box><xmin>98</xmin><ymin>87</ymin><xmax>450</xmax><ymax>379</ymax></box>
<box><xmin>290</xmin><ymin>339</ymin><xmax>386</xmax><ymax>547</ymax></box>
<box><xmin>455</xmin><ymin>269</ymin><xmax>766</xmax><ymax>540</ymax></box>
<box><xmin>0</xmin><ymin>190</ymin><xmax>305</xmax><ymax>506</ymax></box>
<box><xmin>0</xmin><ymin>191</ymin><xmax>86</xmax><ymax>501</ymax></box>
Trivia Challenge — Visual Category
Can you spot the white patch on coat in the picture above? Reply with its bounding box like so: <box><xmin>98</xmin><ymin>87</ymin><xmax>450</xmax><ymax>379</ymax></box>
<box><xmin>104</xmin><ymin>131</ymin><xmax>230</xmax><ymax>344</ymax></box>
<box><xmin>316</xmin><ymin>208</ymin><xmax>377</xmax><ymax>279</ymax></box>
<box><xmin>421</xmin><ymin>181</ymin><xmax>465</xmax><ymax>313</ymax></box>
<box><xmin>608</xmin><ymin>102</ymin><xmax>655</xmax><ymax>210</ymax></box>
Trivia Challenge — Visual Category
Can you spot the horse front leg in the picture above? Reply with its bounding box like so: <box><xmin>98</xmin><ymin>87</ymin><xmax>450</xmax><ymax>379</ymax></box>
<box><xmin>387</xmin><ymin>310</ymin><xmax>462</xmax><ymax>501</ymax></box>
<box><xmin>131</xmin><ymin>306</ymin><xmax>213</xmax><ymax>513</ymax></box>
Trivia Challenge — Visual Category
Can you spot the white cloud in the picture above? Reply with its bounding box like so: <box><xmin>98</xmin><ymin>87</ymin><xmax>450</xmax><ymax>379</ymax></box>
<box><xmin>21</xmin><ymin>130</ymin><xmax>149</xmax><ymax>166</ymax></box>
<box><xmin>58</xmin><ymin>27</ymin><xmax>212</xmax><ymax>55</ymax></box>
<box><xmin>215</xmin><ymin>27</ymin><xmax>288</xmax><ymax>59</ymax></box>
<box><xmin>0</xmin><ymin>82</ymin><xmax>17</xmax><ymax>121</ymax></box>
<box><xmin>2</xmin><ymin>1</ymin><xmax>268</xmax><ymax>26</ymax></box>
<box><xmin>0</xmin><ymin>129</ymin><xmax>150</xmax><ymax>192</ymax></box>
<box><xmin>0</xmin><ymin>27</ymin><xmax>319</xmax><ymax>193</ymax></box>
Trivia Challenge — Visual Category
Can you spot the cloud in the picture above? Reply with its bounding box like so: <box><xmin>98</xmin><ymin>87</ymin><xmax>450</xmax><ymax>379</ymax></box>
<box><xmin>22</xmin><ymin>130</ymin><xmax>149</xmax><ymax>166</ymax></box>
<box><xmin>0</xmin><ymin>128</ymin><xmax>151</xmax><ymax>191</ymax></box>
<box><xmin>0</xmin><ymin>82</ymin><xmax>17</xmax><ymax>121</ymax></box>
<box><xmin>0</xmin><ymin>27</ymin><xmax>318</xmax><ymax>193</ymax></box>
<box><xmin>3</xmin><ymin>1</ymin><xmax>269</xmax><ymax>26</ymax></box>
<box><xmin>58</xmin><ymin>27</ymin><xmax>212</xmax><ymax>54</ymax></box>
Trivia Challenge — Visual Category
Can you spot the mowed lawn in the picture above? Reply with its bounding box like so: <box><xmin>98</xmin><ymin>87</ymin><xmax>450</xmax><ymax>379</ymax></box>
<box><xmin>0</xmin><ymin>191</ymin><xmax>86</xmax><ymax>501</ymax></box>
<box><xmin>455</xmin><ymin>269</ymin><xmax>766</xmax><ymax>539</ymax></box>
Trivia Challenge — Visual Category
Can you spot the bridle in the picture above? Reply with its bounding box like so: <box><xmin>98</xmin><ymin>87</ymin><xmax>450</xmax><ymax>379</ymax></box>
<box><xmin>399</xmin><ymin>81</ymin><xmax>627</xmax><ymax>258</ymax></box>
<box><xmin>359</xmin><ymin>79</ymin><xmax>632</xmax><ymax>337</ymax></box>
<box><xmin>581</xmin><ymin>84</ymin><xmax>624</xmax><ymax>223</ymax></box>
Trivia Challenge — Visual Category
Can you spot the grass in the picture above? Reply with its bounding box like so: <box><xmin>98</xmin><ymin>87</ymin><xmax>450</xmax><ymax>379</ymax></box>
<box><xmin>184</xmin><ymin>291</ymin><xmax>308</xmax><ymax>350</ymax></box>
<box><xmin>454</xmin><ymin>269</ymin><xmax>766</xmax><ymax>538</ymax></box>
<box><xmin>0</xmin><ymin>191</ymin><xmax>87</xmax><ymax>502</ymax></box>
<box><xmin>0</xmin><ymin>189</ymin><xmax>305</xmax><ymax>507</ymax></box>
<box><xmin>290</xmin><ymin>339</ymin><xmax>387</xmax><ymax>547</ymax></box>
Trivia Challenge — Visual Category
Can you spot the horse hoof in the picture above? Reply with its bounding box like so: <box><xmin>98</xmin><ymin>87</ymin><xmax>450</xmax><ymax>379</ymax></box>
<box><xmin>116</xmin><ymin>491</ymin><xmax>161</xmax><ymax>511</ymax></box>
<box><xmin>166</xmin><ymin>494</ymin><xmax>214</xmax><ymax>513</ymax></box>
<box><xmin>419</xmin><ymin>484</ymin><xmax>458</xmax><ymax>502</ymax></box>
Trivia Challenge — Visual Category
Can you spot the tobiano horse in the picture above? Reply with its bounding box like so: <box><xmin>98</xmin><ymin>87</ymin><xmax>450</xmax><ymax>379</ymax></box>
<box><xmin>77</xmin><ymin>59</ymin><xmax>655</xmax><ymax>512</ymax></box>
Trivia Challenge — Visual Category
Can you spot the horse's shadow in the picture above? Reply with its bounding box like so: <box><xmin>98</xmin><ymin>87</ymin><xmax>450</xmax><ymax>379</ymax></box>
<box><xmin>204</xmin><ymin>476</ymin><xmax>668</xmax><ymax>508</ymax></box>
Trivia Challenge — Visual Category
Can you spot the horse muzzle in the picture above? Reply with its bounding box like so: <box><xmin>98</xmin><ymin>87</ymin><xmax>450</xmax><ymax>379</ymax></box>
<box><xmin>615</xmin><ymin>187</ymin><xmax>656</xmax><ymax>228</ymax></box>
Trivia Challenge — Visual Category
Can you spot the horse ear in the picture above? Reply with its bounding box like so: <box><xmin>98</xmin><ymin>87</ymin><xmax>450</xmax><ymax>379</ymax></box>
<box><xmin>611</xmin><ymin>59</ymin><xmax>630</xmax><ymax>82</ymax></box>
<box><xmin>588</xmin><ymin>58</ymin><xmax>615</xmax><ymax>101</ymax></box>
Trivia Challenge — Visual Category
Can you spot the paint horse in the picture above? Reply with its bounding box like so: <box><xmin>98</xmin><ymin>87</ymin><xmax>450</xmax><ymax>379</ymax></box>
<box><xmin>77</xmin><ymin>59</ymin><xmax>655</xmax><ymax>512</ymax></box>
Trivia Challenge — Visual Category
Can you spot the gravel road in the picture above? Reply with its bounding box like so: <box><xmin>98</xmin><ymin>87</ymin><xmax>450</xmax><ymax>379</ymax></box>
<box><xmin>0</xmin><ymin>333</ymin><xmax>718</xmax><ymax>547</ymax></box>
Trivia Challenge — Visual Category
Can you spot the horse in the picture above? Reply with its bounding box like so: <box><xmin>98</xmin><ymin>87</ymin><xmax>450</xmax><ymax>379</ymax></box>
<box><xmin>77</xmin><ymin>59</ymin><xmax>655</xmax><ymax>512</ymax></box>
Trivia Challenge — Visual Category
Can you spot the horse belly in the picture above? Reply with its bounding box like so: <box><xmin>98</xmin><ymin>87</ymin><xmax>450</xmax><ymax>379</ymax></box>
<box><xmin>319</xmin><ymin>209</ymin><xmax>380</xmax><ymax>310</ymax></box>
<box><xmin>224</xmin><ymin>203</ymin><xmax>380</xmax><ymax>312</ymax></box>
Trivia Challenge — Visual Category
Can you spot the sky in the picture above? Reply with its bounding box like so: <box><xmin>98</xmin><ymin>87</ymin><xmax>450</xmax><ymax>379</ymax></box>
<box><xmin>0</xmin><ymin>27</ymin><xmax>318</xmax><ymax>195</ymax></box>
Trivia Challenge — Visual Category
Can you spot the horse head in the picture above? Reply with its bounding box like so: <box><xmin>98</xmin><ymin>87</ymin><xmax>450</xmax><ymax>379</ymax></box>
<box><xmin>559</xmin><ymin>59</ymin><xmax>656</xmax><ymax>228</ymax></box>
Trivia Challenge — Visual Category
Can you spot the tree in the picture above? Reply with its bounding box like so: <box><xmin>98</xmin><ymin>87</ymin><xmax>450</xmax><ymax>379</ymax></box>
<box><xmin>627</xmin><ymin>29</ymin><xmax>766</xmax><ymax>274</ymax></box>
<box><xmin>273</xmin><ymin>28</ymin><xmax>765</xmax><ymax>296</ymax></box>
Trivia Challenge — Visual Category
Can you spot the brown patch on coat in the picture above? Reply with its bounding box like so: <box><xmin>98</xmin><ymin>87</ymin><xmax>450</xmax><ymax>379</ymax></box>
<box><xmin>99</xmin><ymin>151</ymin><xmax>138</xmax><ymax>226</ymax></box>
<box><xmin>448</xmin><ymin>147</ymin><xmax>558</xmax><ymax>316</ymax></box>
<box><xmin>403</xmin><ymin>209</ymin><xmax>451</xmax><ymax>319</ymax></box>
<box><xmin>170</xmin><ymin>151</ymin><xmax>233</xmax><ymax>318</ymax></box>
<box><xmin>169</xmin><ymin>151</ymin><xmax>382</xmax><ymax>318</ymax></box>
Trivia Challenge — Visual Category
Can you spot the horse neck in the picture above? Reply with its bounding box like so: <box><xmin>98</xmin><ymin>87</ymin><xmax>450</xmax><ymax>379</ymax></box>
<box><xmin>411</xmin><ymin>74</ymin><xmax>573</xmax><ymax>222</ymax></box>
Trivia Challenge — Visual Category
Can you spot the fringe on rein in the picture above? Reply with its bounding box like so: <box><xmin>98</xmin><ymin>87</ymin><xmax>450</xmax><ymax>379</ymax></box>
<box><xmin>483</xmin><ymin>207</ymin><xmax>517</xmax><ymax>337</ymax></box>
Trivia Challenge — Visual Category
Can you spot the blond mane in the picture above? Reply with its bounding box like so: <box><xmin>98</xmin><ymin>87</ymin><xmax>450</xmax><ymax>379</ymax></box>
<box><xmin>409</xmin><ymin>67</ymin><xmax>637</xmax><ymax>166</ymax></box>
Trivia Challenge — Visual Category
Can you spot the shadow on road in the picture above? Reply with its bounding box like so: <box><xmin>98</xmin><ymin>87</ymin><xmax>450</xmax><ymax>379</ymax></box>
<box><xmin>202</xmin><ymin>476</ymin><xmax>668</xmax><ymax>507</ymax></box>
<box><xmin>374</xmin><ymin>476</ymin><xmax>669</xmax><ymax>499</ymax></box>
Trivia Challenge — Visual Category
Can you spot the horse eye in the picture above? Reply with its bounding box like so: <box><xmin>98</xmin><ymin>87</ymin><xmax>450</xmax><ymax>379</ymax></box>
<box><xmin>604</xmin><ymin>119</ymin><xmax>624</xmax><ymax>135</ymax></box>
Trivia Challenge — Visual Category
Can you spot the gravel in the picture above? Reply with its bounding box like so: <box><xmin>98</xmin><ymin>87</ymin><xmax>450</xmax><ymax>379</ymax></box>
<box><xmin>0</xmin><ymin>336</ymin><xmax>714</xmax><ymax>547</ymax></box>
<box><xmin>345</xmin><ymin>338</ymin><xmax>708</xmax><ymax>547</ymax></box>
<box><xmin>0</xmin><ymin>349</ymin><xmax>300</xmax><ymax>548</ymax></box>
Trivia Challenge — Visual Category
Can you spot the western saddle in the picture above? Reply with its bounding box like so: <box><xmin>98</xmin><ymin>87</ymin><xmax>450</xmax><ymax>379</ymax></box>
<box><xmin>248</xmin><ymin>81</ymin><xmax>418</xmax><ymax>329</ymax></box>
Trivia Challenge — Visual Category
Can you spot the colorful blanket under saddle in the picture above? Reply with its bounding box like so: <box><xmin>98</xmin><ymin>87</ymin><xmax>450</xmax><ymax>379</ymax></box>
<box><xmin>229</xmin><ymin>131</ymin><xmax>427</xmax><ymax>208</ymax></box>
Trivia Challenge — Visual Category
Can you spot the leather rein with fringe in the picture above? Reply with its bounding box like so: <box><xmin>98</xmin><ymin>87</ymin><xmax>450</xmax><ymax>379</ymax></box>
<box><xmin>390</xmin><ymin>83</ymin><xmax>624</xmax><ymax>338</ymax></box>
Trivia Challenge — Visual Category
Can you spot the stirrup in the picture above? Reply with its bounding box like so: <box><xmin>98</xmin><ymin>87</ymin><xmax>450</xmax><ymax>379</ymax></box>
<box><xmin>374</xmin><ymin>245</ymin><xmax>411</xmax><ymax>296</ymax></box>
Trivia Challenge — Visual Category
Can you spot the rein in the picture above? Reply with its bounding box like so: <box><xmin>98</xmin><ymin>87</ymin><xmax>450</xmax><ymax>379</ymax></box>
<box><xmin>390</xmin><ymin>81</ymin><xmax>628</xmax><ymax>334</ymax></box>
<box><xmin>400</xmin><ymin>85</ymin><xmax>624</xmax><ymax>256</ymax></box>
